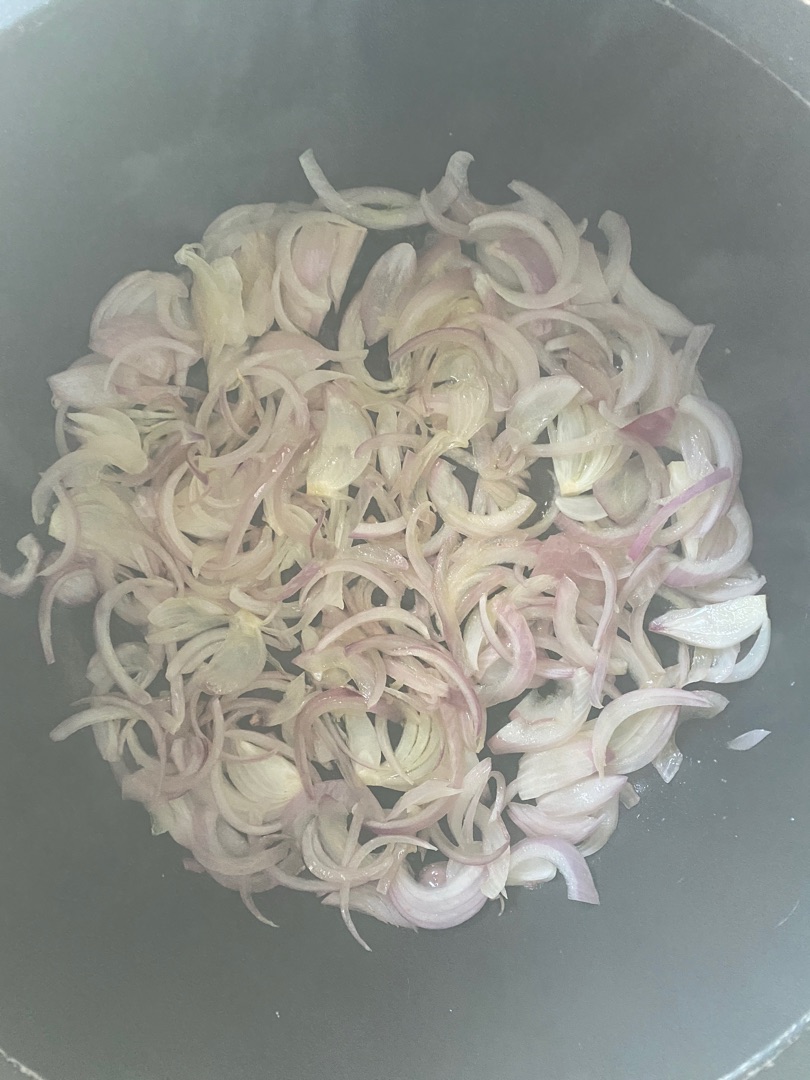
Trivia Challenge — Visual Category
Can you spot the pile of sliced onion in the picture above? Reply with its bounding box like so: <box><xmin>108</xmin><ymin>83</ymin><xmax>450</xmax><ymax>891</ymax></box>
<box><xmin>3</xmin><ymin>150</ymin><xmax>769</xmax><ymax>948</ymax></box>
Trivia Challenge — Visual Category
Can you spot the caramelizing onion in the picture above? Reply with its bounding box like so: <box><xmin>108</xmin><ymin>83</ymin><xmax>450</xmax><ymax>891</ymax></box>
<box><xmin>5</xmin><ymin>150</ymin><xmax>769</xmax><ymax>947</ymax></box>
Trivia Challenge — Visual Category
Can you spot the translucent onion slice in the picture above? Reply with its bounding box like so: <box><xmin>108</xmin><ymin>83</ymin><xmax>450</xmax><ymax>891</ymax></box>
<box><xmin>649</xmin><ymin>595</ymin><xmax>768</xmax><ymax>649</ymax></box>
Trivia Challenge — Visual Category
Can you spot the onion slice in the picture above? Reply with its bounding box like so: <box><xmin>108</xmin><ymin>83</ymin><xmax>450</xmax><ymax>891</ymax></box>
<box><xmin>388</xmin><ymin>862</ymin><xmax>488</xmax><ymax>929</ymax></box>
<box><xmin>727</xmin><ymin>729</ymin><xmax>771</xmax><ymax>751</ymax></box>
<box><xmin>508</xmin><ymin>837</ymin><xmax>599</xmax><ymax>904</ymax></box>
<box><xmin>649</xmin><ymin>595</ymin><xmax>768</xmax><ymax>649</ymax></box>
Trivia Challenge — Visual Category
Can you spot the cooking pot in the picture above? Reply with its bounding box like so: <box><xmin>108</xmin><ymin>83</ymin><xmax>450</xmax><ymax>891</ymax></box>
<box><xmin>1</xmin><ymin>1</ymin><xmax>809</xmax><ymax>1078</ymax></box>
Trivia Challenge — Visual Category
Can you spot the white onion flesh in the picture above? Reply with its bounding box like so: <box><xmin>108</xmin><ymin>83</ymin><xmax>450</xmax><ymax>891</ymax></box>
<box><xmin>649</xmin><ymin>595</ymin><xmax>768</xmax><ymax>649</ymax></box>
<box><xmin>3</xmin><ymin>150</ymin><xmax>768</xmax><ymax>946</ymax></box>
<box><xmin>727</xmin><ymin>729</ymin><xmax>771</xmax><ymax>751</ymax></box>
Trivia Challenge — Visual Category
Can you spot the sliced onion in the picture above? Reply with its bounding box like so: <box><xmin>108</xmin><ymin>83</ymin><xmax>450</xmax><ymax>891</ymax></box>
<box><xmin>536</xmin><ymin>773</ymin><xmax>627</xmax><ymax>816</ymax></box>
<box><xmin>49</xmin><ymin>358</ymin><xmax>123</xmax><ymax>409</ymax></box>
<box><xmin>508</xmin><ymin>803</ymin><xmax>604</xmax><ymax>846</ymax></box>
<box><xmin>621</xmin><ymin>407</ymin><xmax>676</xmax><ymax>447</ymax></box>
<box><xmin>721</xmin><ymin>617</ymin><xmax>771</xmax><ymax>683</ymax></box>
<box><xmin>555</xmin><ymin>495</ymin><xmax>608</xmax><ymax>522</ymax></box>
<box><xmin>388</xmin><ymin>861</ymin><xmax>488</xmax><ymax>929</ymax></box>
<box><xmin>593</xmin><ymin>456</ymin><xmax>650</xmax><ymax>527</ymax></box>
<box><xmin>359</xmin><ymin>243</ymin><xmax>417</xmax><ymax>345</ymax></box>
<box><xmin>175</xmin><ymin>244</ymin><xmax>247</xmax><ymax>362</ymax></box>
<box><xmin>307</xmin><ymin>387</ymin><xmax>372</xmax><ymax>497</ymax></box>
<box><xmin>598</xmin><ymin>211</ymin><xmax>631</xmax><ymax>296</ymax></box>
<box><xmin>504</xmin><ymin>375</ymin><xmax>581</xmax><ymax>448</ymax></box>
<box><xmin>618</xmin><ymin>268</ymin><xmax>693</xmax><ymax>338</ymax></box>
<box><xmin>551</xmin><ymin>403</ymin><xmax>623</xmax><ymax>496</ymax></box>
<box><xmin>727</xmin><ymin>729</ymin><xmax>771</xmax><ymax>751</ymax></box>
<box><xmin>507</xmin><ymin>837</ymin><xmax>599</xmax><ymax>904</ymax></box>
<box><xmin>649</xmin><ymin>595</ymin><xmax>767</xmax><ymax>649</ymax></box>
<box><xmin>591</xmin><ymin>688</ymin><xmax>714</xmax><ymax>775</ymax></box>
<box><xmin>24</xmin><ymin>149</ymin><xmax>768</xmax><ymax>944</ymax></box>
<box><xmin>678</xmin><ymin>395</ymin><xmax>741</xmax><ymax>535</ymax></box>
<box><xmin>505</xmin><ymin>842</ymin><xmax>557</xmax><ymax>886</ymax></box>
<box><xmin>665</xmin><ymin>499</ymin><xmax>753</xmax><ymax>587</ymax></box>
<box><xmin>489</xmin><ymin>674</ymin><xmax>590</xmax><ymax>754</ymax></box>
<box><xmin>226</xmin><ymin>740</ymin><xmax>304</xmax><ymax>817</ymax></box>
<box><xmin>321</xmin><ymin>886</ymin><xmax>416</xmax><ymax>928</ymax></box>
<box><xmin>628</xmin><ymin>466</ymin><xmax>732</xmax><ymax>562</ymax></box>
<box><xmin>0</xmin><ymin>535</ymin><xmax>42</xmax><ymax>598</ymax></box>
<box><xmin>516</xmin><ymin>734</ymin><xmax>597</xmax><ymax>801</ymax></box>
<box><xmin>299</xmin><ymin>149</ymin><xmax>473</xmax><ymax>231</ymax></box>
<box><xmin>429</xmin><ymin>459</ymin><xmax>535</xmax><ymax>537</ymax></box>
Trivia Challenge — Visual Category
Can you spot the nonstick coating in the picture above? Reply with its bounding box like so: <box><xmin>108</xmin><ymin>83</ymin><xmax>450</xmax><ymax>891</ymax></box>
<box><xmin>1</xmin><ymin>2</ymin><xmax>809</xmax><ymax>1078</ymax></box>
